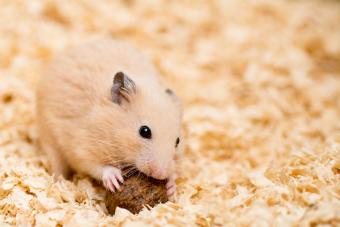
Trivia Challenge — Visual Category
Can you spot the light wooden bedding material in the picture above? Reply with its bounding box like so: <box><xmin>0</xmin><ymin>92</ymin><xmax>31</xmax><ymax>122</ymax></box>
<box><xmin>0</xmin><ymin>0</ymin><xmax>339</xmax><ymax>226</ymax></box>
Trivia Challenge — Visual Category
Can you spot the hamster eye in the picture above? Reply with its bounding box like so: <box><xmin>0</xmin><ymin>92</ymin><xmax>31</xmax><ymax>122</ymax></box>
<box><xmin>175</xmin><ymin>137</ymin><xmax>180</xmax><ymax>148</ymax></box>
<box><xmin>139</xmin><ymin>126</ymin><xmax>152</xmax><ymax>139</ymax></box>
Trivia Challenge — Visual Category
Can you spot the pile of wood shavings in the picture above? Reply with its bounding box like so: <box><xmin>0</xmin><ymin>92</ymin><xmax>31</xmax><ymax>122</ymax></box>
<box><xmin>0</xmin><ymin>0</ymin><xmax>339</xmax><ymax>226</ymax></box>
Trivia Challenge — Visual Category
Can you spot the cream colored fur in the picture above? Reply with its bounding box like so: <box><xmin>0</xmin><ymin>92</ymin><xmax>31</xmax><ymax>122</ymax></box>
<box><xmin>36</xmin><ymin>38</ymin><xmax>182</xmax><ymax>183</ymax></box>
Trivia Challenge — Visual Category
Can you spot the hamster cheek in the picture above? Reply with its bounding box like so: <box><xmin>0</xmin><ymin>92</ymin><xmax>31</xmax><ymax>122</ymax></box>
<box><xmin>135</xmin><ymin>151</ymin><xmax>151</xmax><ymax>175</ymax></box>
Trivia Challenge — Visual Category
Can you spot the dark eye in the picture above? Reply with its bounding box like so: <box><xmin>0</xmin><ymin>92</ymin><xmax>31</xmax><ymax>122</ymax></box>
<box><xmin>175</xmin><ymin>137</ymin><xmax>180</xmax><ymax>147</ymax></box>
<box><xmin>139</xmin><ymin>126</ymin><xmax>152</xmax><ymax>139</ymax></box>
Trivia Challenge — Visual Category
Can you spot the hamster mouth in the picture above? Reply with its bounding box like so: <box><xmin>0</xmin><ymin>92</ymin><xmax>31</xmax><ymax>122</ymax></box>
<box><xmin>147</xmin><ymin>168</ymin><xmax>168</xmax><ymax>180</ymax></box>
<box><xmin>121</xmin><ymin>166</ymin><xmax>164</xmax><ymax>180</ymax></box>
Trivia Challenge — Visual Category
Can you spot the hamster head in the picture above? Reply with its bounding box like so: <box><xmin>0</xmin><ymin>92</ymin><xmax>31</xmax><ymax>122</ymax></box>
<box><xmin>109</xmin><ymin>72</ymin><xmax>182</xmax><ymax>180</ymax></box>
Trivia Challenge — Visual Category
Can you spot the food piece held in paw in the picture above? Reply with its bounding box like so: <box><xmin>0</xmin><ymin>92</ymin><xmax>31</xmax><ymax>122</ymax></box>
<box><xmin>105</xmin><ymin>171</ymin><xmax>168</xmax><ymax>215</ymax></box>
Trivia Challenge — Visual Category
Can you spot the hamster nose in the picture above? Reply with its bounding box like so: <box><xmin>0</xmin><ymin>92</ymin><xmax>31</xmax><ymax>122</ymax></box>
<box><xmin>149</xmin><ymin>164</ymin><xmax>167</xmax><ymax>180</ymax></box>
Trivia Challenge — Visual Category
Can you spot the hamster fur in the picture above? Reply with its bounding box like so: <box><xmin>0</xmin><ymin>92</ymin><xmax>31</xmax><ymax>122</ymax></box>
<box><xmin>36</xmin><ymin>38</ymin><xmax>182</xmax><ymax>195</ymax></box>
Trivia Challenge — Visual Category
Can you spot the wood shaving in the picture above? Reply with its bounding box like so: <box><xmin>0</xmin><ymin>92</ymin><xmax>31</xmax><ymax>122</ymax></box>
<box><xmin>0</xmin><ymin>0</ymin><xmax>339</xmax><ymax>226</ymax></box>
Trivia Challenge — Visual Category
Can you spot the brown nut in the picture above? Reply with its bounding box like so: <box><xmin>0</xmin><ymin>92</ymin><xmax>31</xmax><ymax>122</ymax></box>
<box><xmin>105</xmin><ymin>172</ymin><xmax>168</xmax><ymax>215</ymax></box>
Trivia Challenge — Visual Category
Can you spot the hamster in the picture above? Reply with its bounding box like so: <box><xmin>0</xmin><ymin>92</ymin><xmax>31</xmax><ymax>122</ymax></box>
<box><xmin>36</xmin><ymin>38</ymin><xmax>182</xmax><ymax>196</ymax></box>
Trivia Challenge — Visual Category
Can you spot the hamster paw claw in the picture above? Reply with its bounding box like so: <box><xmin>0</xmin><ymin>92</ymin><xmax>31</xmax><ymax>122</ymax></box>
<box><xmin>102</xmin><ymin>166</ymin><xmax>124</xmax><ymax>192</ymax></box>
<box><xmin>166</xmin><ymin>184</ymin><xmax>176</xmax><ymax>196</ymax></box>
<box><xmin>166</xmin><ymin>174</ymin><xmax>177</xmax><ymax>196</ymax></box>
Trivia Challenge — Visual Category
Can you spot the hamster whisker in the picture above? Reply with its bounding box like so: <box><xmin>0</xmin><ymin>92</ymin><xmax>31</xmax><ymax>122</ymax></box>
<box><xmin>137</xmin><ymin>171</ymin><xmax>142</xmax><ymax>180</ymax></box>
<box><xmin>122</xmin><ymin>164</ymin><xmax>138</xmax><ymax>177</ymax></box>
<box><xmin>125</xmin><ymin>169</ymin><xmax>138</xmax><ymax>178</ymax></box>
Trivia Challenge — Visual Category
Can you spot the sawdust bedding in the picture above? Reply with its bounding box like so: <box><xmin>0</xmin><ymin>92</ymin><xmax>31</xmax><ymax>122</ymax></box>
<box><xmin>0</xmin><ymin>0</ymin><xmax>339</xmax><ymax>226</ymax></box>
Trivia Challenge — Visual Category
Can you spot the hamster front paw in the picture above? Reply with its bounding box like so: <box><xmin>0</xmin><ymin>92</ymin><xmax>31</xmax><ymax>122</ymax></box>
<box><xmin>102</xmin><ymin>166</ymin><xmax>124</xmax><ymax>192</ymax></box>
<box><xmin>166</xmin><ymin>173</ymin><xmax>177</xmax><ymax>196</ymax></box>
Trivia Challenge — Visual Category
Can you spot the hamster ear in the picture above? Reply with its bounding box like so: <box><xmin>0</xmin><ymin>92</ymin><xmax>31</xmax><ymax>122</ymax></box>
<box><xmin>111</xmin><ymin>72</ymin><xmax>136</xmax><ymax>104</ymax></box>
<box><xmin>166</xmin><ymin>88</ymin><xmax>183</xmax><ymax>114</ymax></box>
<box><xmin>165</xmin><ymin>88</ymin><xmax>179</xmax><ymax>102</ymax></box>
